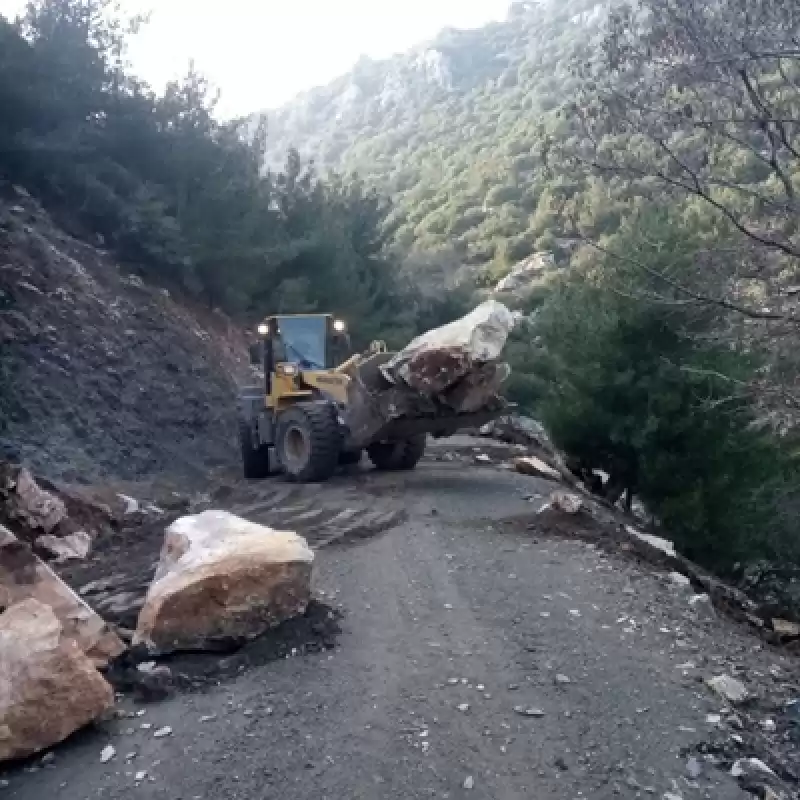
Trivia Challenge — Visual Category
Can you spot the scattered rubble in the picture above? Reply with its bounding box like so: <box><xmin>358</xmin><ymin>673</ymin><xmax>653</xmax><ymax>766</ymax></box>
<box><xmin>134</xmin><ymin>511</ymin><xmax>314</xmax><ymax>653</ymax></box>
<box><xmin>0</xmin><ymin>599</ymin><xmax>114</xmax><ymax>762</ymax></box>
<box><xmin>35</xmin><ymin>531</ymin><xmax>92</xmax><ymax>562</ymax></box>
<box><xmin>0</xmin><ymin>464</ymin><xmax>66</xmax><ymax>535</ymax></box>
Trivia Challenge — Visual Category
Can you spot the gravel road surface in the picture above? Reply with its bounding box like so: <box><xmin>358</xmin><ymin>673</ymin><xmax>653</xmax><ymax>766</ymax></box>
<box><xmin>4</xmin><ymin>452</ymin><xmax>793</xmax><ymax>800</ymax></box>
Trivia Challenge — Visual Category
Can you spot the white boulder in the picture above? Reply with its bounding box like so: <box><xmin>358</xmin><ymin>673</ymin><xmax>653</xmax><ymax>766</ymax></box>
<box><xmin>134</xmin><ymin>511</ymin><xmax>314</xmax><ymax>653</ymax></box>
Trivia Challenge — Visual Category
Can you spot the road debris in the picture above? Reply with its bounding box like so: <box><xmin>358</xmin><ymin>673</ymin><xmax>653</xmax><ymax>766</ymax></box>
<box><xmin>100</xmin><ymin>746</ymin><xmax>116</xmax><ymax>764</ymax></box>
<box><xmin>152</xmin><ymin>726</ymin><xmax>172</xmax><ymax>738</ymax></box>
<box><xmin>705</xmin><ymin>674</ymin><xmax>749</xmax><ymax>705</ymax></box>
<box><xmin>513</xmin><ymin>456</ymin><xmax>561</xmax><ymax>482</ymax></box>
<box><xmin>514</xmin><ymin>706</ymin><xmax>545</xmax><ymax>717</ymax></box>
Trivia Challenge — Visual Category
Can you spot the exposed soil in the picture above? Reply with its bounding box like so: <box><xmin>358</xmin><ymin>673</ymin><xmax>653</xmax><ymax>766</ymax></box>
<box><xmin>0</xmin><ymin>185</ymin><xmax>249</xmax><ymax>484</ymax></box>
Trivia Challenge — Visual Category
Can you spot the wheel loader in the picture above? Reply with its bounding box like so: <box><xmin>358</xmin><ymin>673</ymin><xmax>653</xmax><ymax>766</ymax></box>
<box><xmin>237</xmin><ymin>313</ymin><xmax>507</xmax><ymax>482</ymax></box>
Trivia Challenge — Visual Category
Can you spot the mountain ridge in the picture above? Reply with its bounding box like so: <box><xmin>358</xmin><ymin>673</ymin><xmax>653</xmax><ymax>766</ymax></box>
<box><xmin>260</xmin><ymin>0</ymin><xmax>608</xmax><ymax>282</ymax></box>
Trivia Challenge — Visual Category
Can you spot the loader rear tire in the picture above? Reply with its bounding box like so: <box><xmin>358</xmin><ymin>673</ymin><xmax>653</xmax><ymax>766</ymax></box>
<box><xmin>239</xmin><ymin>419</ymin><xmax>272</xmax><ymax>480</ymax></box>
<box><xmin>276</xmin><ymin>403</ymin><xmax>341</xmax><ymax>483</ymax></box>
<box><xmin>367</xmin><ymin>436</ymin><xmax>426</xmax><ymax>472</ymax></box>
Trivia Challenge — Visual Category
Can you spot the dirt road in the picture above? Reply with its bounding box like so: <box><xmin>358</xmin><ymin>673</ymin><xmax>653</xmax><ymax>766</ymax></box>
<box><xmin>3</xmin><ymin>447</ymin><xmax>794</xmax><ymax>799</ymax></box>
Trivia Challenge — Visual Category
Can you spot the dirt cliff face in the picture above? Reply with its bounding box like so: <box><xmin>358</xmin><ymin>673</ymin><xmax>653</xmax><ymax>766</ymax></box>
<box><xmin>0</xmin><ymin>184</ymin><xmax>249</xmax><ymax>483</ymax></box>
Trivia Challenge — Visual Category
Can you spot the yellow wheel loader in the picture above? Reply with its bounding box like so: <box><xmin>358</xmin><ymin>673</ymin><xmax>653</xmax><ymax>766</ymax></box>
<box><xmin>237</xmin><ymin>313</ymin><xmax>506</xmax><ymax>482</ymax></box>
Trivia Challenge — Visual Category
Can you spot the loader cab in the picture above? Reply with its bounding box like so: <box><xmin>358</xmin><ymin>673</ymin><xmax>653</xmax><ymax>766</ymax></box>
<box><xmin>248</xmin><ymin>314</ymin><xmax>351</xmax><ymax>383</ymax></box>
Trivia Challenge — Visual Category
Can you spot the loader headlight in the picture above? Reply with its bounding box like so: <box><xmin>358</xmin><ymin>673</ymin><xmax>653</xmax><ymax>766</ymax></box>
<box><xmin>277</xmin><ymin>363</ymin><xmax>298</xmax><ymax>376</ymax></box>
<box><xmin>333</xmin><ymin>318</ymin><xmax>347</xmax><ymax>333</ymax></box>
<box><xmin>257</xmin><ymin>323</ymin><xmax>269</xmax><ymax>336</ymax></box>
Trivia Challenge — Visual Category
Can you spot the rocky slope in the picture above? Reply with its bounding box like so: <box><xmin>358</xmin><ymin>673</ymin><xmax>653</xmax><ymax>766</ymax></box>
<box><xmin>0</xmin><ymin>182</ymin><xmax>249</xmax><ymax>484</ymax></box>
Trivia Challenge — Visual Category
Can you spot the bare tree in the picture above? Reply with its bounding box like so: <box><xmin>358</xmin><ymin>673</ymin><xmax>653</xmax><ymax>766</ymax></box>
<box><xmin>559</xmin><ymin>0</ymin><xmax>800</xmax><ymax>424</ymax></box>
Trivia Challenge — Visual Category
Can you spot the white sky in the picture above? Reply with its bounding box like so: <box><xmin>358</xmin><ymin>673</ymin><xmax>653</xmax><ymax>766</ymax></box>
<box><xmin>0</xmin><ymin>0</ymin><xmax>510</xmax><ymax>117</ymax></box>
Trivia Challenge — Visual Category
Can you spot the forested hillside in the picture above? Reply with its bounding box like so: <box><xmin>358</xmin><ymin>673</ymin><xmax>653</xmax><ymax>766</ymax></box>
<box><xmin>0</xmin><ymin>0</ymin><xmax>459</xmax><ymax>349</ymax></box>
<box><xmin>269</xmin><ymin>0</ymin><xmax>800</xmax><ymax>575</ymax></box>
<box><xmin>263</xmin><ymin>0</ymin><xmax>608</xmax><ymax>282</ymax></box>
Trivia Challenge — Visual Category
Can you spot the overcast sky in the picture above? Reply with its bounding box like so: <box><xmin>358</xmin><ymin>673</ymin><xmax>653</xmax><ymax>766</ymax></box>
<box><xmin>0</xmin><ymin>0</ymin><xmax>510</xmax><ymax>117</ymax></box>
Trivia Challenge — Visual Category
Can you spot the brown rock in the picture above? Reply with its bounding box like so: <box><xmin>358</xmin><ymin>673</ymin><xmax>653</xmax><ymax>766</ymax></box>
<box><xmin>134</xmin><ymin>511</ymin><xmax>314</xmax><ymax>654</ymax></box>
<box><xmin>0</xmin><ymin>526</ymin><xmax>124</xmax><ymax>667</ymax></box>
<box><xmin>0</xmin><ymin>599</ymin><xmax>114</xmax><ymax>762</ymax></box>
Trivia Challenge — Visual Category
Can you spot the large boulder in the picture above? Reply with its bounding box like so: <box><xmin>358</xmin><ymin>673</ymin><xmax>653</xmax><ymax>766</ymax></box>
<box><xmin>134</xmin><ymin>511</ymin><xmax>314</xmax><ymax>654</ymax></box>
<box><xmin>382</xmin><ymin>300</ymin><xmax>514</xmax><ymax>397</ymax></box>
<box><xmin>0</xmin><ymin>599</ymin><xmax>114</xmax><ymax>762</ymax></box>
<box><xmin>0</xmin><ymin>526</ymin><xmax>124</xmax><ymax>667</ymax></box>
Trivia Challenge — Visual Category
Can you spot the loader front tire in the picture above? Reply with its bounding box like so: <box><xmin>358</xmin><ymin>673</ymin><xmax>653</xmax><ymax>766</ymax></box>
<box><xmin>276</xmin><ymin>404</ymin><xmax>341</xmax><ymax>483</ymax></box>
<box><xmin>367</xmin><ymin>436</ymin><xmax>426</xmax><ymax>472</ymax></box>
<box><xmin>239</xmin><ymin>419</ymin><xmax>272</xmax><ymax>480</ymax></box>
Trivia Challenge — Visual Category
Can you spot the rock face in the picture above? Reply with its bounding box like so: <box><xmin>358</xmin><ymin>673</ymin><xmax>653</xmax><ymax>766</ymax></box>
<box><xmin>134</xmin><ymin>511</ymin><xmax>314</xmax><ymax>653</ymax></box>
<box><xmin>0</xmin><ymin>525</ymin><xmax>124</xmax><ymax>667</ymax></box>
<box><xmin>0</xmin><ymin>599</ymin><xmax>114</xmax><ymax>762</ymax></box>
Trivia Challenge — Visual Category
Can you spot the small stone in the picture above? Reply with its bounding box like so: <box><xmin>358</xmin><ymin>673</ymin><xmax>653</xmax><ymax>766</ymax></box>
<box><xmin>555</xmin><ymin>674</ymin><xmax>571</xmax><ymax>684</ymax></box>
<box><xmin>463</xmin><ymin>775</ymin><xmax>474</xmax><ymax>790</ymax></box>
<box><xmin>0</xmin><ymin>779</ymin><xmax>8</xmax><ymax>788</ymax></box>
<box><xmin>730</xmin><ymin>757</ymin><xmax>775</xmax><ymax>778</ymax></box>
<box><xmin>457</xmin><ymin>703</ymin><xmax>470</xmax><ymax>713</ymax></box>
<box><xmin>760</xmin><ymin>718</ymin><xmax>777</xmax><ymax>733</ymax></box>
<box><xmin>447</xmin><ymin>678</ymin><xmax>459</xmax><ymax>686</ymax></box>
<box><xmin>134</xmin><ymin>770</ymin><xmax>147</xmax><ymax>782</ymax></box>
<box><xmin>540</xmin><ymin>612</ymin><xmax>551</xmax><ymax>618</ymax></box>
<box><xmin>199</xmin><ymin>714</ymin><xmax>217</xmax><ymax>723</ymax></box>
<box><xmin>476</xmin><ymin>684</ymin><xmax>485</xmax><ymax>691</ymax></box>
<box><xmin>153</xmin><ymin>726</ymin><xmax>172</xmax><ymax>738</ymax></box>
<box><xmin>40</xmin><ymin>752</ymin><xmax>55</xmax><ymax>765</ymax></box>
<box><xmin>668</xmin><ymin>572</ymin><xmax>691</xmax><ymax>588</ymax></box>
<box><xmin>706</xmin><ymin>674</ymin><xmax>749</xmax><ymax>704</ymax></box>
<box><xmin>100</xmin><ymin>745</ymin><xmax>116</xmax><ymax>764</ymax></box>
<box><xmin>622</xmin><ymin>586</ymin><xmax>635</xmax><ymax>595</ymax></box>
<box><xmin>514</xmin><ymin>706</ymin><xmax>545</xmax><ymax>717</ymax></box>
<box><xmin>569</xmin><ymin>609</ymin><xmax>581</xmax><ymax>617</ymax></box>
<box><xmin>685</xmin><ymin>756</ymin><xmax>703</xmax><ymax>779</ymax></box>
<box><xmin>140</xmin><ymin>723</ymin><xmax>152</xmax><ymax>730</ymax></box>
